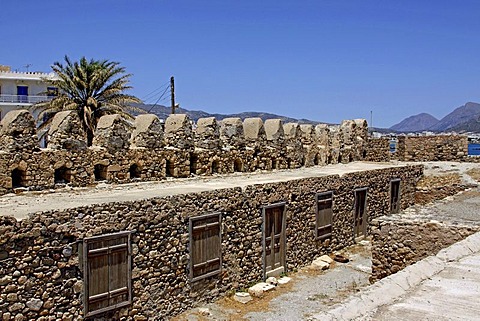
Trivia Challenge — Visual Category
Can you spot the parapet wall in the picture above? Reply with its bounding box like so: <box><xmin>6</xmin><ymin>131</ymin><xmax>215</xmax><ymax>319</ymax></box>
<box><xmin>0</xmin><ymin>110</ymin><xmax>371</xmax><ymax>195</ymax></box>
<box><xmin>395</xmin><ymin>135</ymin><xmax>469</xmax><ymax>161</ymax></box>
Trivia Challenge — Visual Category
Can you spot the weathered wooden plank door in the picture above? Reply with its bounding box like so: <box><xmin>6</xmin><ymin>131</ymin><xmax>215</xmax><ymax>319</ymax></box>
<box><xmin>354</xmin><ymin>188</ymin><xmax>367</xmax><ymax>237</ymax></box>
<box><xmin>390</xmin><ymin>179</ymin><xmax>401</xmax><ymax>214</ymax></box>
<box><xmin>263</xmin><ymin>203</ymin><xmax>286</xmax><ymax>278</ymax></box>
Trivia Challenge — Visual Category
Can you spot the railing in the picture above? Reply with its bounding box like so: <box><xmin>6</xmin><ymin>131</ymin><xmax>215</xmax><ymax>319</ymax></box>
<box><xmin>0</xmin><ymin>94</ymin><xmax>54</xmax><ymax>104</ymax></box>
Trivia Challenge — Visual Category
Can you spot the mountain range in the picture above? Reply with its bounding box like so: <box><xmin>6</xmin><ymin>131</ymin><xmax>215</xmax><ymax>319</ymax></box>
<box><xmin>135</xmin><ymin>101</ymin><xmax>480</xmax><ymax>134</ymax></box>
<box><xmin>389</xmin><ymin>102</ymin><xmax>480</xmax><ymax>133</ymax></box>
<box><xmin>135</xmin><ymin>103</ymin><xmax>321</xmax><ymax>125</ymax></box>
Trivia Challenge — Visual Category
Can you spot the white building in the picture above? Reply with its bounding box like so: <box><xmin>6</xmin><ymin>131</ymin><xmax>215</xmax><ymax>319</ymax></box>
<box><xmin>0</xmin><ymin>65</ymin><xmax>58</xmax><ymax>120</ymax></box>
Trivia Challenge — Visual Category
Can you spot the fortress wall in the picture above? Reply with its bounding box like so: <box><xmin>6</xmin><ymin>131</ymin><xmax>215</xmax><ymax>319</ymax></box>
<box><xmin>396</xmin><ymin>135</ymin><xmax>468</xmax><ymax>161</ymax></box>
<box><xmin>0</xmin><ymin>164</ymin><xmax>422</xmax><ymax>320</ymax></box>
<box><xmin>364</xmin><ymin>137</ymin><xmax>391</xmax><ymax>162</ymax></box>
<box><xmin>0</xmin><ymin>110</ymin><xmax>374</xmax><ymax>195</ymax></box>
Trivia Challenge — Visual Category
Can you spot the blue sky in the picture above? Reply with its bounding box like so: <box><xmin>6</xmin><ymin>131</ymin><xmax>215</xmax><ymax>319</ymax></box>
<box><xmin>1</xmin><ymin>1</ymin><xmax>480</xmax><ymax>127</ymax></box>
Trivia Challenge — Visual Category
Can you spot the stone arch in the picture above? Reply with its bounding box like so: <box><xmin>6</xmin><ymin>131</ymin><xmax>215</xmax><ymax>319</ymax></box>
<box><xmin>54</xmin><ymin>166</ymin><xmax>72</xmax><ymax>184</ymax></box>
<box><xmin>234</xmin><ymin>159</ymin><xmax>243</xmax><ymax>172</ymax></box>
<box><xmin>362</xmin><ymin>150</ymin><xmax>367</xmax><ymax>159</ymax></box>
<box><xmin>11</xmin><ymin>168</ymin><xmax>26</xmax><ymax>188</ymax></box>
<box><xmin>327</xmin><ymin>155</ymin><xmax>333</xmax><ymax>164</ymax></box>
<box><xmin>349</xmin><ymin>154</ymin><xmax>354</xmax><ymax>163</ymax></box>
<box><xmin>94</xmin><ymin>164</ymin><xmax>108</xmax><ymax>181</ymax></box>
<box><xmin>165</xmin><ymin>159</ymin><xmax>174</xmax><ymax>177</ymax></box>
<box><xmin>338</xmin><ymin>154</ymin><xmax>343</xmax><ymax>164</ymax></box>
<box><xmin>271</xmin><ymin>158</ymin><xmax>277</xmax><ymax>170</ymax></box>
<box><xmin>190</xmin><ymin>154</ymin><xmax>198</xmax><ymax>175</ymax></box>
<box><xmin>314</xmin><ymin>154</ymin><xmax>320</xmax><ymax>165</ymax></box>
<box><xmin>211</xmin><ymin>159</ymin><xmax>220</xmax><ymax>174</ymax></box>
<box><xmin>129</xmin><ymin>164</ymin><xmax>142</xmax><ymax>179</ymax></box>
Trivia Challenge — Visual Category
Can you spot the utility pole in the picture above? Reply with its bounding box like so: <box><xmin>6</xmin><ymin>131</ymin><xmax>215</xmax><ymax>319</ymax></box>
<box><xmin>370</xmin><ymin>110</ymin><xmax>373</xmax><ymax>130</ymax></box>
<box><xmin>170</xmin><ymin>76</ymin><xmax>176</xmax><ymax>114</ymax></box>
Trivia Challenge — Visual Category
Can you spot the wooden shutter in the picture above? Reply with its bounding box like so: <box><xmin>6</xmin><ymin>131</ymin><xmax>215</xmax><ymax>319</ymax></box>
<box><xmin>390</xmin><ymin>179</ymin><xmax>401</xmax><ymax>214</ymax></box>
<box><xmin>316</xmin><ymin>192</ymin><xmax>333</xmax><ymax>239</ymax></box>
<box><xmin>190</xmin><ymin>213</ymin><xmax>222</xmax><ymax>281</ymax></box>
<box><xmin>84</xmin><ymin>231</ymin><xmax>132</xmax><ymax>317</ymax></box>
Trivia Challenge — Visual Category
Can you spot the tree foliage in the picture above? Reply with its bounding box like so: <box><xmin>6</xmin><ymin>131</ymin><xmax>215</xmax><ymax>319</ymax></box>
<box><xmin>35</xmin><ymin>56</ymin><xmax>143</xmax><ymax>145</ymax></box>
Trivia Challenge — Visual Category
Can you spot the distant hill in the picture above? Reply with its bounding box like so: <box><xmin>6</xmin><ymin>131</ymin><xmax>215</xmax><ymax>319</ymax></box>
<box><xmin>428</xmin><ymin>102</ymin><xmax>480</xmax><ymax>132</ymax></box>
<box><xmin>135</xmin><ymin>103</ymin><xmax>322</xmax><ymax>125</ymax></box>
<box><xmin>390</xmin><ymin>113</ymin><xmax>439</xmax><ymax>132</ymax></box>
<box><xmin>390</xmin><ymin>102</ymin><xmax>480</xmax><ymax>133</ymax></box>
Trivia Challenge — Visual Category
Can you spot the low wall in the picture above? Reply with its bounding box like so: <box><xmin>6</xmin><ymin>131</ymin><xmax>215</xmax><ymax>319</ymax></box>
<box><xmin>0</xmin><ymin>165</ymin><xmax>422</xmax><ymax>320</ymax></box>
<box><xmin>396</xmin><ymin>135</ymin><xmax>468</xmax><ymax>162</ymax></box>
<box><xmin>371</xmin><ymin>219</ymin><xmax>479</xmax><ymax>282</ymax></box>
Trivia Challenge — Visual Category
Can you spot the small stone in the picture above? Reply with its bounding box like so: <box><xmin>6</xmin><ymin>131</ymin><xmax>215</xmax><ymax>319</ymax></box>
<box><xmin>233</xmin><ymin>292</ymin><xmax>252</xmax><ymax>304</ymax></box>
<box><xmin>26</xmin><ymin>298</ymin><xmax>43</xmax><ymax>311</ymax></box>
<box><xmin>62</xmin><ymin>246</ymin><xmax>72</xmax><ymax>257</ymax></box>
<box><xmin>73</xmin><ymin>281</ymin><xmax>83</xmax><ymax>294</ymax></box>
<box><xmin>14</xmin><ymin>314</ymin><xmax>25</xmax><ymax>321</ymax></box>
<box><xmin>312</xmin><ymin>258</ymin><xmax>330</xmax><ymax>270</ymax></box>
<box><xmin>266</xmin><ymin>276</ymin><xmax>278</xmax><ymax>286</ymax></box>
<box><xmin>8</xmin><ymin>302</ymin><xmax>24</xmax><ymax>312</ymax></box>
<box><xmin>198</xmin><ymin>308</ymin><xmax>210</xmax><ymax>316</ymax></box>
<box><xmin>318</xmin><ymin>255</ymin><xmax>333</xmax><ymax>264</ymax></box>
<box><xmin>52</xmin><ymin>269</ymin><xmax>61</xmax><ymax>279</ymax></box>
<box><xmin>248</xmin><ymin>282</ymin><xmax>275</xmax><ymax>298</ymax></box>
<box><xmin>6</xmin><ymin>293</ymin><xmax>17</xmax><ymax>302</ymax></box>
<box><xmin>0</xmin><ymin>276</ymin><xmax>12</xmax><ymax>286</ymax></box>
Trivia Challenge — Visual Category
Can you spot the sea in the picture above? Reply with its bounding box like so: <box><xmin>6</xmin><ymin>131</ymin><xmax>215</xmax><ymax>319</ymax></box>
<box><xmin>468</xmin><ymin>143</ymin><xmax>480</xmax><ymax>156</ymax></box>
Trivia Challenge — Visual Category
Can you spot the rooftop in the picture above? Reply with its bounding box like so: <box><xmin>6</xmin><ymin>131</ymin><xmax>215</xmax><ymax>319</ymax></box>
<box><xmin>1</xmin><ymin>161</ymin><xmax>410</xmax><ymax>220</ymax></box>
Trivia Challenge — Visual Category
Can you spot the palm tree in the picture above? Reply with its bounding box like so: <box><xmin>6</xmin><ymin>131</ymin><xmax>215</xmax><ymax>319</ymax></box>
<box><xmin>35</xmin><ymin>55</ymin><xmax>143</xmax><ymax>145</ymax></box>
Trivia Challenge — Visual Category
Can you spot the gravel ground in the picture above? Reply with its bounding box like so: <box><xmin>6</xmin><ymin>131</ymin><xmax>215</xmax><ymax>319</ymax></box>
<box><xmin>173</xmin><ymin>241</ymin><xmax>374</xmax><ymax>321</ymax></box>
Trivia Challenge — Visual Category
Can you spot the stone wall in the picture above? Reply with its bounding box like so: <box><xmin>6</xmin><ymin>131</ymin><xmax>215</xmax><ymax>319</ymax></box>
<box><xmin>370</xmin><ymin>218</ymin><xmax>479</xmax><ymax>282</ymax></box>
<box><xmin>0</xmin><ymin>110</ymin><xmax>371</xmax><ymax>196</ymax></box>
<box><xmin>395</xmin><ymin>135</ymin><xmax>468</xmax><ymax>161</ymax></box>
<box><xmin>364</xmin><ymin>137</ymin><xmax>391</xmax><ymax>162</ymax></box>
<box><xmin>0</xmin><ymin>165</ymin><xmax>422</xmax><ymax>320</ymax></box>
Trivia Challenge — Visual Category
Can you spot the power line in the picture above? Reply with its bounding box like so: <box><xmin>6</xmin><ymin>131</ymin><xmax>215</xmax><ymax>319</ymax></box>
<box><xmin>147</xmin><ymin>85</ymin><xmax>171</xmax><ymax>112</ymax></box>
<box><xmin>140</xmin><ymin>80</ymin><xmax>170</xmax><ymax>101</ymax></box>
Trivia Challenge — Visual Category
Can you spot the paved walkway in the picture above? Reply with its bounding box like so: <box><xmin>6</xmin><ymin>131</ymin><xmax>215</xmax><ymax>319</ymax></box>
<box><xmin>311</xmin><ymin>231</ymin><xmax>480</xmax><ymax>321</ymax></box>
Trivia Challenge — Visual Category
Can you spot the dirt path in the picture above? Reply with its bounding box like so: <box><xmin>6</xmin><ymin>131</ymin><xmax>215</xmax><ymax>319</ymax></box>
<box><xmin>173</xmin><ymin>241</ymin><xmax>373</xmax><ymax>321</ymax></box>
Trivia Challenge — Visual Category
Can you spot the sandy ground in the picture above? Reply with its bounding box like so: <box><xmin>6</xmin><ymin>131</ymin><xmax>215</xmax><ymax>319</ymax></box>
<box><xmin>172</xmin><ymin>241</ymin><xmax>373</xmax><ymax>321</ymax></box>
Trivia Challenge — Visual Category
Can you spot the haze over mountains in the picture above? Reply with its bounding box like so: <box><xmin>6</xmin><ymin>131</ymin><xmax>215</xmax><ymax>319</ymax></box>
<box><xmin>389</xmin><ymin>102</ymin><xmax>480</xmax><ymax>133</ymax></box>
<box><xmin>135</xmin><ymin>104</ymin><xmax>320</xmax><ymax>125</ymax></box>
<box><xmin>136</xmin><ymin>101</ymin><xmax>480</xmax><ymax>134</ymax></box>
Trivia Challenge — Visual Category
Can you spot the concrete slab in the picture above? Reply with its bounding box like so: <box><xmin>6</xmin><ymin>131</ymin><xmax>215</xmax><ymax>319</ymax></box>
<box><xmin>311</xmin><ymin>231</ymin><xmax>480</xmax><ymax>321</ymax></box>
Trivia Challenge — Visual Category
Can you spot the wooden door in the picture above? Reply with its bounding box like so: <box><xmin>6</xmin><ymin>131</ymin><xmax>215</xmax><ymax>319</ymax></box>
<box><xmin>354</xmin><ymin>188</ymin><xmax>367</xmax><ymax>237</ymax></box>
<box><xmin>263</xmin><ymin>204</ymin><xmax>286</xmax><ymax>278</ymax></box>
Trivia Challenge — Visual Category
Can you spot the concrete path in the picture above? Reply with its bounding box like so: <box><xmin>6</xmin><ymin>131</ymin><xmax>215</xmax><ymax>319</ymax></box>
<box><xmin>311</xmin><ymin>231</ymin><xmax>480</xmax><ymax>321</ymax></box>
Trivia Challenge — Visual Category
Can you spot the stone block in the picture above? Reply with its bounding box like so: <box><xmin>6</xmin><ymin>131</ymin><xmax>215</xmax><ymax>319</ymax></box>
<box><xmin>248</xmin><ymin>282</ymin><xmax>275</xmax><ymax>297</ymax></box>
<box><xmin>264</xmin><ymin>119</ymin><xmax>284</xmax><ymax>141</ymax></box>
<box><xmin>233</xmin><ymin>292</ymin><xmax>252</xmax><ymax>304</ymax></box>
<box><xmin>131</xmin><ymin>114</ymin><xmax>164</xmax><ymax>149</ymax></box>
<box><xmin>243</xmin><ymin>118</ymin><xmax>265</xmax><ymax>140</ymax></box>
<box><xmin>312</xmin><ymin>257</ymin><xmax>330</xmax><ymax>270</ymax></box>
